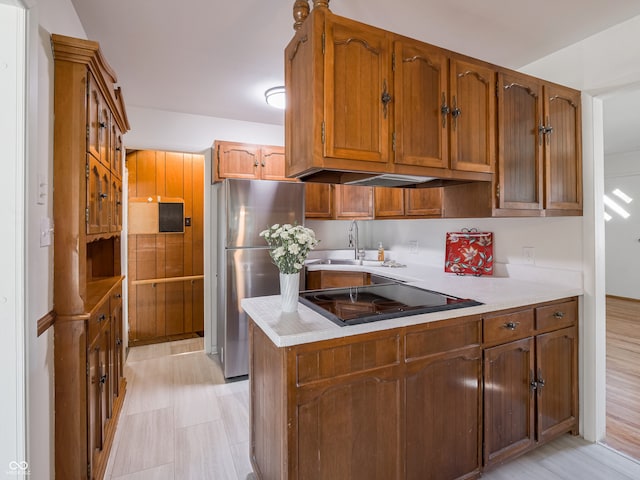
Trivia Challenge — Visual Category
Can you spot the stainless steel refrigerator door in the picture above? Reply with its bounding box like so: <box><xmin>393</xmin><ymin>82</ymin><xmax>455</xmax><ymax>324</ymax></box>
<box><xmin>221</xmin><ymin>247</ymin><xmax>280</xmax><ymax>378</ymax></box>
<box><xmin>225</xmin><ymin>179</ymin><xmax>305</xmax><ymax>248</ymax></box>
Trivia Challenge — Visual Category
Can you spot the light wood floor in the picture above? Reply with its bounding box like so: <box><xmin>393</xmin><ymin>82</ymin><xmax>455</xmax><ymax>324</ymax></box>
<box><xmin>106</xmin><ymin>337</ymin><xmax>640</xmax><ymax>479</ymax></box>
<box><xmin>604</xmin><ymin>296</ymin><xmax>640</xmax><ymax>460</ymax></box>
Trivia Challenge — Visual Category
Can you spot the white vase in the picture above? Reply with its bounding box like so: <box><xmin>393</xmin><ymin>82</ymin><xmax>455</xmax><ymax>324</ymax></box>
<box><xmin>279</xmin><ymin>272</ymin><xmax>300</xmax><ymax>312</ymax></box>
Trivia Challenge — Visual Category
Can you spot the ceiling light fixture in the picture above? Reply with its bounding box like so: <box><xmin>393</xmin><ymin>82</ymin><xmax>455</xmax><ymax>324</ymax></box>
<box><xmin>265</xmin><ymin>86</ymin><xmax>285</xmax><ymax>109</ymax></box>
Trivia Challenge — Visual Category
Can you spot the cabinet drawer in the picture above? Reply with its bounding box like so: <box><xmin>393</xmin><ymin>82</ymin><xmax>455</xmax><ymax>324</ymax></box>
<box><xmin>88</xmin><ymin>299</ymin><xmax>110</xmax><ymax>344</ymax></box>
<box><xmin>483</xmin><ymin>309</ymin><xmax>533</xmax><ymax>345</ymax></box>
<box><xmin>405</xmin><ymin>317</ymin><xmax>480</xmax><ymax>361</ymax></box>
<box><xmin>536</xmin><ymin>299</ymin><xmax>577</xmax><ymax>332</ymax></box>
<box><xmin>296</xmin><ymin>334</ymin><xmax>400</xmax><ymax>386</ymax></box>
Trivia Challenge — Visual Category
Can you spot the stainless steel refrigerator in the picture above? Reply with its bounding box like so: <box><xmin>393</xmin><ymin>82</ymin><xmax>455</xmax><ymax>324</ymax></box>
<box><xmin>216</xmin><ymin>179</ymin><xmax>305</xmax><ymax>378</ymax></box>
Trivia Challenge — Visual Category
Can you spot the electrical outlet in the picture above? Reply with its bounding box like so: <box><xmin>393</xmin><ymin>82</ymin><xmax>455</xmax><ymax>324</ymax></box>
<box><xmin>408</xmin><ymin>240</ymin><xmax>419</xmax><ymax>254</ymax></box>
<box><xmin>523</xmin><ymin>246</ymin><xmax>535</xmax><ymax>265</ymax></box>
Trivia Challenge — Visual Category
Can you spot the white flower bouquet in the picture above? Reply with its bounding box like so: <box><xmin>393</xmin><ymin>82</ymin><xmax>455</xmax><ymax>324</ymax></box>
<box><xmin>259</xmin><ymin>223</ymin><xmax>319</xmax><ymax>274</ymax></box>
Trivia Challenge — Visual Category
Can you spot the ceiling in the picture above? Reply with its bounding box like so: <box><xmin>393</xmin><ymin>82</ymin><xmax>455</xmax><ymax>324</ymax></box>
<box><xmin>70</xmin><ymin>0</ymin><xmax>640</xmax><ymax>154</ymax></box>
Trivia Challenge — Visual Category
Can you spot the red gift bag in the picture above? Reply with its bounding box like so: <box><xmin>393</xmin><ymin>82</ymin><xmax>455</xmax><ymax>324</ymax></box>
<box><xmin>444</xmin><ymin>228</ymin><xmax>493</xmax><ymax>276</ymax></box>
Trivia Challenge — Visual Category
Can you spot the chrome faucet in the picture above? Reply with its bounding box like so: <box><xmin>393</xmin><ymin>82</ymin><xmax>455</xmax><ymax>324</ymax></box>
<box><xmin>348</xmin><ymin>220</ymin><xmax>359</xmax><ymax>260</ymax></box>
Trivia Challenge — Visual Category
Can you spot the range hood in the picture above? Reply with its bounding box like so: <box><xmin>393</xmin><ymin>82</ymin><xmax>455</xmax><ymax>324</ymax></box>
<box><xmin>291</xmin><ymin>168</ymin><xmax>491</xmax><ymax>188</ymax></box>
<box><xmin>344</xmin><ymin>174</ymin><xmax>437</xmax><ymax>188</ymax></box>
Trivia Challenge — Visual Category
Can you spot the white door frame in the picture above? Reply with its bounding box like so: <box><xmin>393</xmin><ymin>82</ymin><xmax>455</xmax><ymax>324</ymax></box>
<box><xmin>0</xmin><ymin>0</ymin><xmax>27</xmax><ymax>475</ymax></box>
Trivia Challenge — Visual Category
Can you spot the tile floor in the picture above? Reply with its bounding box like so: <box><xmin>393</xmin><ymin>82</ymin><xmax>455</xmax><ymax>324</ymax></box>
<box><xmin>104</xmin><ymin>338</ymin><xmax>253</xmax><ymax>480</ymax></box>
<box><xmin>105</xmin><ymin>338</ymin><xmax>640</xmax><ymax>480</ymax></box>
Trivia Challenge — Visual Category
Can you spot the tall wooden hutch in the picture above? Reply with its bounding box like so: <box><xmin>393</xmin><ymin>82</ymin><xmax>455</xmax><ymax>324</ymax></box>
<box><xmin>51</xmin><ymin>34</ymin><xmax>130</xmax><ymax>479</ymax></box>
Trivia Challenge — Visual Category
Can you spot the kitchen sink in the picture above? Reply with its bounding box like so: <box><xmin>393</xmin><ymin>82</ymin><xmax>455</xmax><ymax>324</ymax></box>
<box><xmin>316</xmin><ymin>258</ymin><xmax>383</xmax><ymax>266</ymax></box>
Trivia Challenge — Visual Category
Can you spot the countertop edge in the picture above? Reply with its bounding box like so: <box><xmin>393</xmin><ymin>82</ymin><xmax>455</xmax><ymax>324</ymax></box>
<box><xmin>242</xmin><ymin>286</ymin><xmax>583</xmax><ymax>348</ymax></box>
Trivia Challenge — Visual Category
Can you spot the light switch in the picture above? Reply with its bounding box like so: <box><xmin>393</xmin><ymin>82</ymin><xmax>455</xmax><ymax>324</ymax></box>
<box><xmin>40</xmin><ymin>217</ymin><xmax>53</xmax><ymax>247</ymax></box>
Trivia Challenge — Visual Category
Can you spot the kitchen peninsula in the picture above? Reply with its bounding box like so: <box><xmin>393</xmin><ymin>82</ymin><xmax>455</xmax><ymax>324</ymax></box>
<box><xmin>242</xmin><ymin>264</ymin><xmax>582</xmax><ymax>480</ymax></box>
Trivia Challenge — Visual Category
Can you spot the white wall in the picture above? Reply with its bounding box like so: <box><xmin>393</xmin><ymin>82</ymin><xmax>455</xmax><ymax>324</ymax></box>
<box><xmin>26</xmin><ymin>0</ymin><xmax>87</xmax><ymax>477</ymax></box>
<box><xmin>308</xmin><ymin>216</ymin><xmax>584</xmax><ymax>285</ymax></box>
<box><xmin>604</xmin><ymin>150</ymin><xmax>640</xmax><ymax>299</ymax></box>
<box><xmin>1</xmin><ymin>2</ymin><xmax>27</xmax><ymax>474</ymax></box>
<box><xmin>124</xmin><ymin>106</ymin><xmax>284</xmax><ymax>153</ymax></box>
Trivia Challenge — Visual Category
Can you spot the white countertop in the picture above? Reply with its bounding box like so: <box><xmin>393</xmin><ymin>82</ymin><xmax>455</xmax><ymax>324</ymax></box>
<box><xmin>241</xmin><ymin>261</ymin><xmax>583</xmax><ymax>348</ymax></box>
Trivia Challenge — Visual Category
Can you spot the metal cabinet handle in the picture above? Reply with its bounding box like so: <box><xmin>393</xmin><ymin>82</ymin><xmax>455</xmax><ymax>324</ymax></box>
<box><xmin>115</xmin><ymin>293</ymin><xmax>122</xmax><ymax>299</ymax></box>
<box><xmin>98</xmin><ymin>313</ymin><xmax>106</xmax><ymax>322</ymax></box>
<box><xmin>254</xmin><ymin>161</ymin><xmax>259</xmax><ymax>167</ymax></box>
<box><xmin>381</xmin><ymin>79</ymin><xmax>392</xmax><ymax>119</ymax></box>
<box><xmin>553</xmin><ymin>311</ymin><xmax>565</xmax><ymax>319</ymax></box>
<box><xmin>116</xmin><ymin>338</ymin><xmax>122</xmax><ymax>346</ymax></box>
<box><xmin>504</xmin><ymin>321</ymin><xmax>519</xmax><ymax>330</ymax></box>
<box><xmin>451</xmin><ymin>95</ymin><xmax>460</xmax><ymax>131</ymax></box>
<box><xmin>440</xmin><ymin>92</ymin><xmax>449</xmax><ymax>128</ymax></box>
<box><xmin>100</xmin><ymin>193</ymin><xmax>108</xmax><ymax>199</ymax></box>
<box><xmin>99</xmin><ymin>374</ymin><xmax>107</xmax><ymax>385</ymax></box>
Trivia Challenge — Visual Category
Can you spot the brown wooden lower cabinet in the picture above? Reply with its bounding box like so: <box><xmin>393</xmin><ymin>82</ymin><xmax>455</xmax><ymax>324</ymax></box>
<box><xmin>306</xmin><ymin>270</ymin><xmax>371</xmax><ymax>289</ymax></box>
<box><xmin>249</xmin><ymin>297</ymin><xmax>578</xmax><ymax>480</ymax></box>
<box><xmin>250</xmin><ymin>314</ymin><xmax>483</xmax><ymax>480</ymax></box>
<box><xmin>483</xmin><ymin>299</ymin><xmax>578</xmax><ymax>469</ymax></box>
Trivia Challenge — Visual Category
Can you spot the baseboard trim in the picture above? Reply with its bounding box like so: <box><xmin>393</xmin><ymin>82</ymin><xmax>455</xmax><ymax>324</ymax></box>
<box><xmin>606</xmin><ymin>295</ymin><xmax>640</xmax><ymax>304</ymax></box>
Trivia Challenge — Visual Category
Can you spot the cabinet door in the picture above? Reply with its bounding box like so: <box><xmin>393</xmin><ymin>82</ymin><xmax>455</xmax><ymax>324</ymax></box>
<box><xmin>393</xmin><ymin>39</ymin><xmax>449</xmax><ymax>169</ymax></box>
<box><xmin>297</xmin><ymin>375</ymin><xmax>402</xmax><ymax>480</ymax></box>
<box><xmin>544</xmin><ymin>85</ymin><xmax>582</xmax><ymax>212</ymax></box>
<box><xmin>305</xmin><ymin>183</ymin><xmax>333</xmax><ymax>219</ymax></box>
<box><xmin>405</xmin><ymin>347</ymin><xmax>482</xmax><ymax>480</ymax></box>
<box><xmin>535</xmin><ymin>326</ymin><xmax>578</xmax><ymax>443</ymax></box>
<box><xmin>87</xmin><ymin>325</ymin><xmax>110</xmax><ymax>475</ymax></box>
<box><xmin>483</xmin><ymin>337</ymin><xmax>535</xmax><ymax>466</ymax></box>
<box><xmin>324</xmin><ymin>15</ymin><xmax>391</xmax><ymax>164</ymax></box>
<box><xmin>110</xmin><ymin>121</ymin><xmax>123</xmax><ymax>178</ymax></box>
<box><xmin>334</xmin><ymin>185</ymin><xmax>374</xmax><ymax>219</ymax></box>
<box><xmin>261</xmin><ymin>146</ymin><xmax>292</xmax><ymax>181</ymax></box>
<box><xmin>214</xmin><ymin>141</ymin><xmax>260</xmax><ymax>181</ymax></box>
<box><xmin>497</xmin><ymin>72</ymin><xmax>544</xmax><ymax>212</ymax></box>
<box><xmin>87</xmin><ymin>156</ymin><xmax>111</xmax><ymax>235</ymax></box>
<box><xmin>374</xmin><ymin>187</ymin><xmax>404</xmax><ymax>218</ymax></box>
<box><xmin>449</xmin><ymin>58</ymin><xmax>496</xmax><ymax>173</ymax></box>
<box><xmin>87</xmin><ymin>73</ymin><xmax>109</xmax><ymax>166</ymax></box>
<box><xmin>110</xmin><ymin>286</ymin><xmax>123</xmax><ymax>399</ymax></box>
<box><xmin>405</xmin><ymin>188</ymin><xmax>442</xmax><ymax>217</ymax></box>
<box><xmin>110</xmin><ymin>175</ymin><xmax>123</xmax><ymax>232</ymax></box>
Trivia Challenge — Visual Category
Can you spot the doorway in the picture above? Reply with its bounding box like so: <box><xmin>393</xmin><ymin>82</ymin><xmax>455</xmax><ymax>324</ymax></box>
<box><xmin>602</xmin><ymin>87</ymin><xmax>640</xmax><ymax>460</ymax></box>
<box><xmin>126</xmin><ymin>150</ymin><xmax>205</xmax><ymax>346</ymax></box>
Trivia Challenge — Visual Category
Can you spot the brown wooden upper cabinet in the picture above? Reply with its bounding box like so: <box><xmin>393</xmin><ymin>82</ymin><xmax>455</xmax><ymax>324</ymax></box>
<box><xmin>212</xmin><ymin>140</ymin><xmax>296</xmax><ymax>183</ymax></box>
<box><xmin>304</xmin><ymin>183</ymin><xmax>333</xmax><ymax>219</ymax></box>
<box><xmin>374</xmin><ymin>187</ymin><xmax>443</xmax><ymax>218</ymax></box>
<box><xmin>305</xmin><ymin>183</ymin><xmax>374</xmax><ymax>220</ymax></box>
<box><xmin>285</xmin><ymin>8</ymin><xmax>495</xmax><ymax>184</ymax></box>
<box><xmin>394</xmin><ymin>39</ymin><xmax>496</xmax><ymax>174</ymax></box>
<box><xmin>496</xmin><ymin>71</ymin><xmax>582</xmax><ymax>216</ymax></box>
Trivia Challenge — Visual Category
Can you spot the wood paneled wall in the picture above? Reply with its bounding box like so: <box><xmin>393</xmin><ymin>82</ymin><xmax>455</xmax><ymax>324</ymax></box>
<box><xmin>127</xmin><ymin>150</ymin><xmax>204</xmax><ymax>345</ymax></box>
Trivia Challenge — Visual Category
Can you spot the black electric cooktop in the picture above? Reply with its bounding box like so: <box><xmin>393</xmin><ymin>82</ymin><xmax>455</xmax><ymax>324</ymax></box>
<box><xmin>298</xmin><ymin>282</ymin><xmax>482</xmax><ymax>326</ymax></box>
